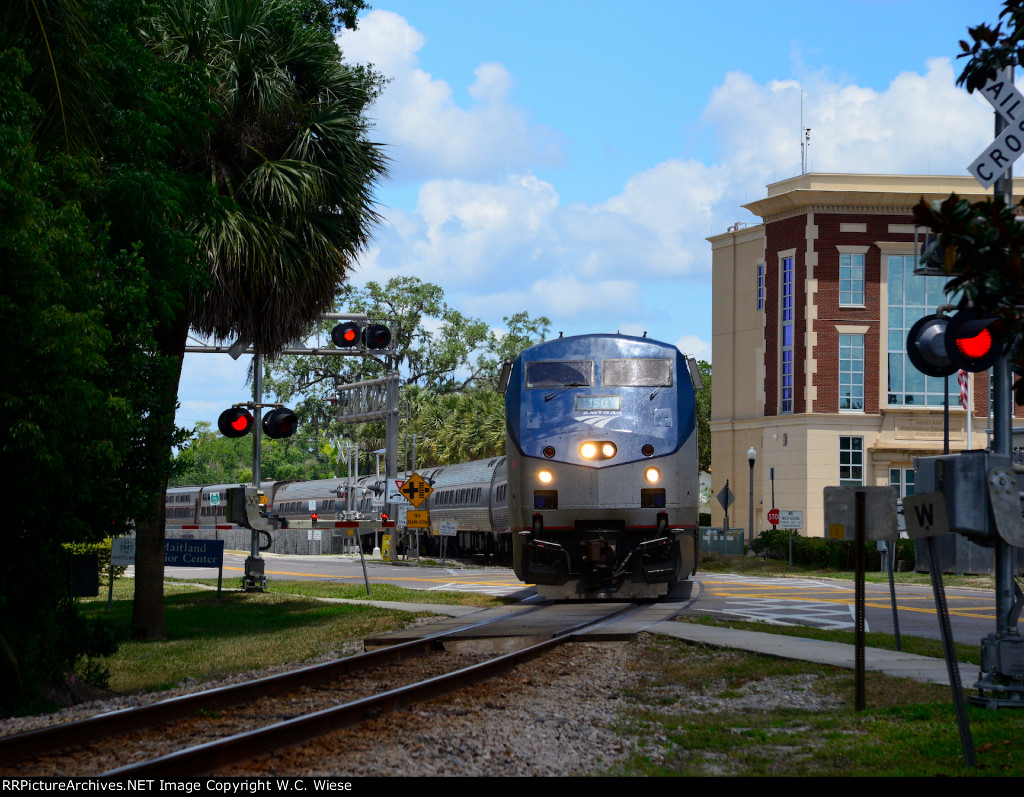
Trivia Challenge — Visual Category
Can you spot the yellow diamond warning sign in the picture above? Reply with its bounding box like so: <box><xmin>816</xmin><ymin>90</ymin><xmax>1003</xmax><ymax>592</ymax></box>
<box><xmin>399</xmin><ymin>472</ymin><xmax>433</xmax><ymax>508</ymax></box>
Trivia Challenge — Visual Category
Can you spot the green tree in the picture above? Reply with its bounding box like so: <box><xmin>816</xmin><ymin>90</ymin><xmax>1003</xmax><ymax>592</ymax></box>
<box><xmin>172</xmin><ymin>423</ymin><xmax>335</xmax><ymax>485</ymax></box>
<box><xmin>695</xmin><ymin>360</ymin><xmax>711</xmax><ymax>474</ymax></box>
<box><xmin>913</xmin><ymin>0</ymin><xmax>1024</xmax><ymax>402</ymax></box>
<box><xmin>0</xmin><ymin>0</ymin><xmax>215</xmax><ymax>702</ymax></box>
<box><xmin>261</xmin><ymin>279</ymin><xmax>549</xmax><ymax>473</ymax></box>
<box><xmin>125</xmin><ymin>0</ymin><xmax>387</xmax><ymax>639</ymax></box>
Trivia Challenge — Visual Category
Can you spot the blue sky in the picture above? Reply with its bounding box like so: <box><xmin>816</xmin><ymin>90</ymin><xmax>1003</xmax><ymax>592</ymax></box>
<box><xmin>177</xmin><ymin>0</ymin><xmax>1007</xmax><ymax>429</ymax></box>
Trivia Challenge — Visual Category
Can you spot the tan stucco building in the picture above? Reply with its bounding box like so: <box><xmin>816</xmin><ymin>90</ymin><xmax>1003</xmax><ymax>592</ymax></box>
<box><xmin>709</xmin><ymin>173</ymin><xmax>1019</xmax><ymax>538</ymax></box>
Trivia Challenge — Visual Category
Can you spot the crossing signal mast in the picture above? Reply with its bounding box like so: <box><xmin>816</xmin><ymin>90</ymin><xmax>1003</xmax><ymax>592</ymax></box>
<box><xmin>188</xmin><ymin>313</ymin><xmax>396</xmax><ymax>590</ymax></box>
<box><xmin>902</xmin><ymin>64</ymin><xmax>1024</xmax><ymax>710</ymax></box>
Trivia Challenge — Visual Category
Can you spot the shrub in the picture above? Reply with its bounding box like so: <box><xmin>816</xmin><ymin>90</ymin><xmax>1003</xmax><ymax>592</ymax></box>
<box><xmin>751</xmin><ymin>529</ymin><xmax>915</xmax><ymax>571</ymax></box>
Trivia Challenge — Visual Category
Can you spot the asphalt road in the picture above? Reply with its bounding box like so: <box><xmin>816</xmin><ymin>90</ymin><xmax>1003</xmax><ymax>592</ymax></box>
<box><xmin>154</xmin><ymin>551</ymin><xmax>1010</xmax><ymax>647</ymax></box>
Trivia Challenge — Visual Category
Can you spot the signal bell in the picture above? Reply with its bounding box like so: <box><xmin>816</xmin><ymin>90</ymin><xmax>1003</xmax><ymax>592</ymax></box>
<box><xmin>218</xmin><ymin>408</ymin><xmax>254</xmax><ymax>438</ymax></box>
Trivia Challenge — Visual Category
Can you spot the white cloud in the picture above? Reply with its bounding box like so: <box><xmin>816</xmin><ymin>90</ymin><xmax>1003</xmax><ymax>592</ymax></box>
<box><xmin>703</xmin><ymin>58</ymin><xmax>991</xmax><ymax>184</ymax></box>
<box><xmin>343</xmin><ymin>11</ymin><xmax>994</xmax><ymax>355</ymax></box>
<box><xmin>338</xmin><ymin>10</ymin><xmax>564</xmax><ymax>183</ymax></box>
<box><xmin>673</xmin><ymin>334</ymin><xmax>711</xmax><ymax>362</ymax></box>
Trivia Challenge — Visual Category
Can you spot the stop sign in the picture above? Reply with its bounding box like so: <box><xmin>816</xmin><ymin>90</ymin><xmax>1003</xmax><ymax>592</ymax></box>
<box><xmin>767</xmin><ymin>508</ymin><xmax>780</xmax><ymax>525</ymax></box>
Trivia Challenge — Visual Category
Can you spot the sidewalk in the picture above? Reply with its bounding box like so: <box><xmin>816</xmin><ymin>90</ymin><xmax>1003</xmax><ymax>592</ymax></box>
<box><xmin>339</xmin><ymin>598</ymin><xmax>977</xmax><ymax>688</ymax></box>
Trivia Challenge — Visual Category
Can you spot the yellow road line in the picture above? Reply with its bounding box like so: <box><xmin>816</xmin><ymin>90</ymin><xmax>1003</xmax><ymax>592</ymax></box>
<box><xmin>221</xmin><ymin>565</ymin><xmax>522</xmax><ymax>587</ymax></box>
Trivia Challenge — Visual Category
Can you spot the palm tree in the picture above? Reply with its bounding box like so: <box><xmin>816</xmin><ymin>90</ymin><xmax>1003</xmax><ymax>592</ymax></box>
<box><xmin>130</xmin><ymin>0</ymin><xmax>387</xmax><ymax>638</ymax></box>
<box><xmin>146</xmin><ymin>0</ymin><xmax>387</xmax><ymax>356</ymax></box>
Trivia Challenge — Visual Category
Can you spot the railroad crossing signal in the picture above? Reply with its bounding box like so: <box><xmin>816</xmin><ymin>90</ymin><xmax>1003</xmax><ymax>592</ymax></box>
<box><xmin>399</xmin><ymin>472</ymin><xmax>433</xmax><ymax>508</ymax></box>
<box><xmin>945</xmin><ymin>308</ymin><xmax>1001</xmax><ymax>373</ymax></box>
<box><xmin>906</xmin><ymin>309</ymin><xmax>1001</xmax><ymax>378</ymax></box>
<box><xmin>218</xmin><ymin>407</ymin><xmax>254</xmax><ymax>438</ymax></box>
<box><xmin>331</xmin><ymin>320</ymin><xmax>393</xmax><ymax>351</ymax></box>
<box><xmin>262</xmin><ymin>407</ymin><xmax>299</xmax><ymax>439</ymax></box>
<box><xmin>218</xmin><ymin>405</ymin><xmax>298</xmax><ymax>438</ymax></box>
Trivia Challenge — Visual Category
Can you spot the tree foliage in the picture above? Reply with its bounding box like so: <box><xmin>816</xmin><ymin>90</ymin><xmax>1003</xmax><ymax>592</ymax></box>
<box><xmin>260</xmin><ymin>279</ymin><xmax>550</xmax><ymax>473</ymax></box>
<box><xmin>913</xmin><ymin>0</ymin><xmax>1024</xmax><ymax>403</ymax></box>
<box><xmin>172</xmin><ymin>423</ymin><xmax>336</xmax><ymax>485</ymax></box>
<box><xmin>695</xmin><ymin>360</ymin><xmax>711</xmax><ymax>474</ymax></box>
<box><xmin>0</xmin><ymin>0</ymin><xmax>203</xmax><ymax>704</ymax></box>
<box><xmin>2</xmin><ymin>0</ymin><xmax>389</xmax><ymax>654</ymax></box>
<box><xmin>143</xmin><ymin>0</ymin><xmax>388</xmax><ymax>358</ymax></box>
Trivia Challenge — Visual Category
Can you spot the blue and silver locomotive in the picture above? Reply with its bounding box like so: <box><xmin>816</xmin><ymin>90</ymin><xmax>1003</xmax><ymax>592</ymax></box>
<box><xmin>504</xmin><ymin>333</ymin><xmax>700</xmax><ymax>599</ymax></box>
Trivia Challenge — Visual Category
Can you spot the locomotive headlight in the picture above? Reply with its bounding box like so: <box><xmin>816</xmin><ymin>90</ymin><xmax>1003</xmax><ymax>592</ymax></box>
<box><xmin>538</xmin><ymin>469</ymin><xmax>553</xmax><ymax>484</ymax></box>
<box><xmin>644</xmin><ymin>467</ymin><xmax>661</xmax><ymax>484</ymax></box>
<box><xmin>580</xmin><ymin>441</ymin><xmax>616</xmax><ymax>460</ymax></box>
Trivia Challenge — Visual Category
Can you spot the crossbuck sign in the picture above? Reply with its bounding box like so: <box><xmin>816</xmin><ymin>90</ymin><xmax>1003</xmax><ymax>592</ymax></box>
<box><xmin>968</xmin><ymin>75</ymin><xmax>1024</xmax><ymax>189</ymax></box>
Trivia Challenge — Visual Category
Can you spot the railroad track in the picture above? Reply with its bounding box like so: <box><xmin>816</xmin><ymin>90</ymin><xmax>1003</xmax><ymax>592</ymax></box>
<box><xmin>0</xmin><ymin>602</ymin><xmax>649</xmax><ymax>777</ymax></box>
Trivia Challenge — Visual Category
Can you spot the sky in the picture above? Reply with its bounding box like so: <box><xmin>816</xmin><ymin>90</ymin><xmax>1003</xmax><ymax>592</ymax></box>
<box><xmin>176</xmin><ymin>0</ymin><xmax>1008</xmax><ymax>430</ymax></box>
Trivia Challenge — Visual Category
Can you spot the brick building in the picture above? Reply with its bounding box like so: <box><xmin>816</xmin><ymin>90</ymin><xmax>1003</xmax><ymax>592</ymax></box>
<box><xmin>708</xmin><ymin>173</ymin><xmax>1020</xmax><ymax>538</ymax></box>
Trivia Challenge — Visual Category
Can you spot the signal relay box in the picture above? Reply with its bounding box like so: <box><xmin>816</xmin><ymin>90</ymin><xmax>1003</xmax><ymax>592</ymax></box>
<box><xmin>914</xmin><ymin>450</ymin><xmax>1024</xmax><ymax>545</ymax></box>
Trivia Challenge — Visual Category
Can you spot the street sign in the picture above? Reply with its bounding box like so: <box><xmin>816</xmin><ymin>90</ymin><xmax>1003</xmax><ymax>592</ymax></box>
<box><xmin>716</xmin><ymin>485</ymin><xmax>735</xmax><ymax>511</ymax></box>
<box><xmin>778</xmin><ymin>510</ymin><xmax>802</xmax><ymax>529</ymax></box>
<box><xmin>439</xmin><ymin>520</ymin><xmax>457</xmax><ymax>537</ymax></box>
<box><xmin>902</xmin><ymin>492</ymin><xmax>949</xmax><ymax>539</ymax></box>
<box><xmin>387</xmin><ymin>480</ymin><xmax>411</xmax><ymax>505</ymax></box>
<box><xmin>767</xmin><ymin>508</ymin><xmax>780</xmax><ymax>525</ymax></box>
<box><xmin>406</xmin><ymin>510</ymin><xmax>429</xmax><ymax>527</ymax></box>
<box><xmin>968</xmin><ymin>75</ymin><xmax>1024</xmax><ymax>188</ymax></box>
<box><xmin>111</xmin><ymin>537</ymin><xmax>135</xmax><ymax>566</ymax></box>
<box><xmin>823</xmin><ymin>486</ymin><xmax>898</xmax><ymax>541</ymax></box>
<box><xmin>399</xmin><ymin>472</ymin><xmax>433</xmax><ymax>508</ymax></box>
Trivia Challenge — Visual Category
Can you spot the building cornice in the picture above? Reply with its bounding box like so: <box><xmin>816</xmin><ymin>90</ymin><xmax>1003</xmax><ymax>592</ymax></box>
<box><xmin>742</xmin><ymin>173</ymin><xmax>1024</xmax><ymax>224</ymax></box>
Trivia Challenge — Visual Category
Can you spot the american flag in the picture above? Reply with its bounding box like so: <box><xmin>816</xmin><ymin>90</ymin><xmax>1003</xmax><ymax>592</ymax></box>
<box><xmin>958</xmin><ymin>370</ymin><xmax>969</xmax><ymax>410</ymax></box>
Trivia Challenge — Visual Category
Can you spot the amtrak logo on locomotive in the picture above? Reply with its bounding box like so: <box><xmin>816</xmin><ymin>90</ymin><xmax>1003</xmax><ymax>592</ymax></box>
<box><xmin>574</xmin><ymin>414</ymin><xmax>622</xmax><ymax>427</ymax></box>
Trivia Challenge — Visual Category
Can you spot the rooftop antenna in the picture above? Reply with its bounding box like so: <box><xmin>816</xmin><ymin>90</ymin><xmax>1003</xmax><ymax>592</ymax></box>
<box><xmin>800</xmin><ymin>90</ymin><xmax>811</xmax><ymax>174</ymax></box>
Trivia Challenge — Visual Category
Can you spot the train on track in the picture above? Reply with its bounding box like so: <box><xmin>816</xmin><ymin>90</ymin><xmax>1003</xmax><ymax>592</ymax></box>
<box><xmin>166</xmin><ymin>333</ymin><xmax>701</xmax><ymax>599</ymax></box>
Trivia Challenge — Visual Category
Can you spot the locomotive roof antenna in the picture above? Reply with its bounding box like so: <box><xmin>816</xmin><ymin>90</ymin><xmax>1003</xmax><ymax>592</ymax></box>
<box><xmin>642</xmin><ymin>331</ymin><xmax>647</xmax><ymax>337</ymax></box>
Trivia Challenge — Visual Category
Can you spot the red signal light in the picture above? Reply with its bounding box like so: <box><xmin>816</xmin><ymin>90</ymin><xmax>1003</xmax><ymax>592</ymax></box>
<box><xmin>363</xmin><ymin>323</ymin><xmax>392</xmax><ymax>350</ymax></box>
<box><xmin>311</xmin><ymin>513</ymin><xmax>318</xmax><ymax>522</ymax></box>
<box><xmin>955</xmin><ymin>327</ymin><xmax>993</xmax><ymax>359</ymax></box>
<box><xmin>217</xmin><ymin>408</ymin><xmax>254</xmax><ymax>438</ymax></box>
<box><xmin>331</xmin><ymin>321</ymin><xmax>361</xmax><ymax>348</ymax></box>
<box><xmin>945</xmin><ymin>308</ymin><xmax>1001</xmax><ymax>373</ymax></box>
<box><xmin>262</xmin><ymin>407</ymin><xmax>298</xmax><ymax>439</ymax></box>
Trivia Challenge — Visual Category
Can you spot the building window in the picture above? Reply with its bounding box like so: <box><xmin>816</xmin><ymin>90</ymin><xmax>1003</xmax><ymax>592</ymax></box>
<box><xmin>839</xmin><ymin>334</ymin><xmax>864</xmax><ymax>411</ymax></box>
<box><xmin>781</xmin><ymin>256</ymin><xmax>794</xmax><ymax>413</ymax></box>
<box><xmin>889</xmin><ymin>467</ymin><xmax>915</xmax><ymax>498</ymax></box>
<box><xmin>887</xmin><ymin>255</ymin><xmax>954</xmax><ymax>406</ymax></box>
<box><xmin>756</xmin><ymin>264</ymin><xmax>765</xmax><ymax>310</ymax></box>
<box><xmin>839</xmin><ymin>436</ymin><xmax>863</xmax><ymax>486</ymax></box>
<box><xmin>839</xmin><ymin>254</ymin><xmax>865</xmax><ymax>306</ymax></box>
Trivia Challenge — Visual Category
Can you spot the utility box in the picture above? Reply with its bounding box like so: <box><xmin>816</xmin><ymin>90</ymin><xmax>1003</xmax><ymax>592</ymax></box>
<box><xmin>914</xmin><ymin>451</ymin><xmax>1018</xmax><ymax>544</ymax></box>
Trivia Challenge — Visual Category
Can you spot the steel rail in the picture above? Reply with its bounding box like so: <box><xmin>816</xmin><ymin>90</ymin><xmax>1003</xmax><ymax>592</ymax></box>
<box><xmin>0</xmin><ymin>605</ymin><xmax>541</xmax><ymax>762</ymax></box>
<box><xmin>99</xmin><ymin>602</ymin><xmax>641</xmax><ymax>778</ymax></box>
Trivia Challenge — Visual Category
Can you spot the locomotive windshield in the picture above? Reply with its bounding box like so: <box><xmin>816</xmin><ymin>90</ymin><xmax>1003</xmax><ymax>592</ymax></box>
<box><xmin>602</xmin><ymin>358</ymin><xmax>673</xmax><ymax>387</ymax></box>
<box><xmin>525</xmin><ymin>360</ymin><xmax>593</xmax><ymax>388</ymax></box>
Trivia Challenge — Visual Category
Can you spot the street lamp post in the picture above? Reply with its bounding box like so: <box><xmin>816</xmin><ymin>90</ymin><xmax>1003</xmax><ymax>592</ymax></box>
<box><xmin>747</xmin><ymin>447</ymin><xmax>757</xmax><ymax>546</ymax></box>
